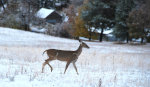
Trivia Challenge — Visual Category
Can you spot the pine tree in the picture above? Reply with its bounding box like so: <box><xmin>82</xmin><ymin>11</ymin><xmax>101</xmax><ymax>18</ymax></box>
<box><xmin>81</xmin><ymin>0</ymin><xmax>116</xmax><ymax>42</ymax></box>
<box><xmin>113</xmin><ymin>0</ymin><xmax>135</xmax><ymax>43</ymax></box>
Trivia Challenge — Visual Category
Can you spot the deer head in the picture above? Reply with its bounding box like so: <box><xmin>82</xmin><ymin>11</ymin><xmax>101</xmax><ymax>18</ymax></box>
<box><xmin>79</xmin><ymin>39</ymin><xmax>89</xmax><ymax>49</ymax></box>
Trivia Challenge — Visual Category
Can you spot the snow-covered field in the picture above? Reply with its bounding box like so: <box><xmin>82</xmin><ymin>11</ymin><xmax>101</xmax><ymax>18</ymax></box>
<box><xmin>0</xmin><ymin>27</ymin><xmax>150</xmax><ymax>87</ymax></box>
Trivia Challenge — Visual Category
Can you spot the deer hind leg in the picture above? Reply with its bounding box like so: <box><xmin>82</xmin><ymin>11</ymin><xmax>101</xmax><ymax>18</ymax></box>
<box><xmin>73</xmin><ymin>61</ymin><xmax>79</xmax><ymax>75</ymax></box>
<box><xmin>64</xmin><ymin>61</ymin><xmax>71</xmax><ymax>74</ymax></box>
<box><xmin>41</xmin><ymin>58</ymin><xmax>53</xmax><ymax>73</ymax></box>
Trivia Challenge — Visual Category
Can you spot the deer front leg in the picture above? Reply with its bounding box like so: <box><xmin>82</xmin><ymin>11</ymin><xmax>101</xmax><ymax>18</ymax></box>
<box><xmin>73</xmin><ymin>62</ymin><xmax>79</xmax><ymax>75</ymax></box>
<box><xmin>42</xmin><ymin>62</ymin><xmax>46</xmax><ymax>73</ymax></box>
<box><xmin>64</xmin><ymin>61</ymin><xmax>71</xmax><ymax>74</ymax></box>
<box><xmin>47</xmin><ymin>63</ymin><xmax>53</xmax><ymax>72</ymax></box>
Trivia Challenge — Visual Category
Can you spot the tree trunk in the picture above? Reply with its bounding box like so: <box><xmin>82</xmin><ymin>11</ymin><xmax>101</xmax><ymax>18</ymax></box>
<box><xmin>0</xmin><ymin>0</ymin><xmax>5</xmax><ymax>11</ymax></box>
<box><xmin>24</xmin><ymin>24</ymin><xmax>30</xmax><ymax>31</ymax></box>
<box><xmin>141</xmin><ymin>37</ymin><xmax>144</xmax><ymax>44</ymax></box>
<box><xmin>99</xmin><ymin>28</ymin><xmax>104</xmax><ymax>42</ymax></box>
<box><xmin>89</xmin><ymin>26</ymin><xmax>91</xmax><ymax>41</ymax></box>
<box><xmin>28</xmin><ymin>1</ymin><xmax>31</xmax><ymax>31</ymax></box>
<box><xmin>126</xmin><ymin>32</ymin><xmax>129</xmax><ymax>43</ymax></box>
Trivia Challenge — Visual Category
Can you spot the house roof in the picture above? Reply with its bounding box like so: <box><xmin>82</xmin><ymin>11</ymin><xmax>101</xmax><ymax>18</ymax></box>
<box><xmin>36</xmin><ymin>8</ymin><xmax>54</xmax><ymax>19</ymax></box>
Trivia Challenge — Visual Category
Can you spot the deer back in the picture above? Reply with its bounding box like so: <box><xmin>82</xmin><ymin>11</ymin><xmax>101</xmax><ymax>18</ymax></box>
<box><xmin>46</xmin><ymin>49</ymin><xmax>78</xmax><ymax>61</ymax></box>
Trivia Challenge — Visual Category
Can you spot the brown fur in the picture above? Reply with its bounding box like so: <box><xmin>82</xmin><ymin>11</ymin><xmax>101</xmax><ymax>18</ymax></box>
<box><xmin>41</xmin><ymin>40</ymin><xmax>89</xmax><ymax>75</ymax></box>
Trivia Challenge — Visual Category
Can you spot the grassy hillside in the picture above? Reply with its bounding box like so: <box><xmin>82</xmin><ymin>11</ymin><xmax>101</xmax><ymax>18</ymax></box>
<box><xmin>0</xmin><ymin>27</ymin><xmax>150</xmax><ymax>87</ymax></box>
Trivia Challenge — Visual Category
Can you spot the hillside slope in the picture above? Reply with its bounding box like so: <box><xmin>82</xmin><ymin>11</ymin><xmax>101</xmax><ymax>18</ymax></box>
<box><xmin>0</xmin><ymin>27</ymin><xmax>150</xmax><ymax>87</ymax></box>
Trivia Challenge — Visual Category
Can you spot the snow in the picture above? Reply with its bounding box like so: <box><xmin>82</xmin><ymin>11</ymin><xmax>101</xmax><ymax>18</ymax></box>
<box><xmin>0</xmin><ymin>27</ymin><xmax>76</xmax><ymax>46</ymax></box>
<box><xmin>90</xmin><ymin>27</ymin><xmax>113</xmax><ymax>34</ymax></box>
<box><xmin>103</xmin><ymin>30</ymin><xmax>113</xmax><ymax>34</ymax></box>
<box><xmin>79</xmin><ymin>37</ymin><xmax>89</xmax><ymax>41</ymax></box>
<box><xmin>0</xmin><ymin>27</ymin><xmax>150</xmax><ymax>87</ymax></box>
<box><xmin>55</xmin><ymin>3</ymin><xmax>61</xmax><ymax>6</ymax></box>
<box><xmin>36</xmin><ymin>8</ymin><xmax>54</xmax><ymax>19</ymax></box>
<box><xmin>64</xmin><ymin>16</ymin><xmax>69</xmax><ymax>22</ymax></box>
<box><xmin>30</xmin><ymin>26</ymin><xmax>47</xmax><ymax>33</ymax></box>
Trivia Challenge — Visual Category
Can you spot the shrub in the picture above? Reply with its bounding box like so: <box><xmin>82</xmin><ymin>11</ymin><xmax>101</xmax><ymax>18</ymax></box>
<box><xmin>146</xmin><ymin>36</ymin><xmax>150</xmax><ymax>43</ymax></box>
<box><xmin>0</xmin><ymin>14</ymin><xmax>23</xmax><ymax>29</ymax></box>
<box><xmin>59</xmin><ymin>29</ymin><xmax>71</xmax><ymax>38</ymax></box>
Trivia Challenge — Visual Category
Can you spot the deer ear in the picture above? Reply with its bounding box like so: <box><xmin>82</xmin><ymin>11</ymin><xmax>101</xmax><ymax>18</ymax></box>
<box><xmin>78</xmin><ymin>39</ymin><xmax>81</xmax><ymax>42</ymax></box>
<box><xmin>78</xmin><ymin>39</ymin><xmax>82</xmax><ymax>44</ymax></box>
<box><xmin>78</xmin><ymin>39</ymin><xmax>83</xmax><ymax>42</ymax></box>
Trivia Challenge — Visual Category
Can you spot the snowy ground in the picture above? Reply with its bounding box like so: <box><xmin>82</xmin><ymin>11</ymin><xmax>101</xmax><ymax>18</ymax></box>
<box><xmin>0</xmin><ymin>27</ymin><xmax>150</xmax><ymax>87</ymax></box>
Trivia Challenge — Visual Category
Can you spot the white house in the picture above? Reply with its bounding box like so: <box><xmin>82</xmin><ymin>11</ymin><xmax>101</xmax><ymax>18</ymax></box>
<box><xmin>36</xmin><ymin>8</ymin><xmax>62</xmax><ymax>24</ymax></box>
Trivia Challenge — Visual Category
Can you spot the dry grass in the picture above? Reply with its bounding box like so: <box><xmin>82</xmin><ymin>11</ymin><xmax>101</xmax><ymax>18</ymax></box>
<box><xmin>1</xmin><ymin>28</ymin><xmax>150</xmax><ymax>87</ymax></box>
<box><xmin>0</xmin><ymin>41</ymin><xmax>150</xmax><ymax>87</ymax></box>
<box><xmin>0</xmin><ymin>42</ymin><xmax>150</xmax><ymax>71</ymax></box>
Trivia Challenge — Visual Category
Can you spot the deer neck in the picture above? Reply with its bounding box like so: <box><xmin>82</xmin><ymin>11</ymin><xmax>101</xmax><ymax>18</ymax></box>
<box><xmin>75</xmin><ymin>44</ymin><xmax>82</xmax><ymax>56</ymax></box>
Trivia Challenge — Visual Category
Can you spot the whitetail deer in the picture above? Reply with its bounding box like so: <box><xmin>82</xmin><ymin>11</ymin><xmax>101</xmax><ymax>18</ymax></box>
<box><xmin>42</xmin><ymin>40</ymin><xmax>89</xmax><ymax>74</ymax></box>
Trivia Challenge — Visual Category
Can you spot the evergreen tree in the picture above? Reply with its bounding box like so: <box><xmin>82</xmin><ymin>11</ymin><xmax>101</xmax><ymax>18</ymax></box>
<box><xmin>113</xmin><ymin>0</ymin><xmax>135</xmax><ymax>43</ymax></box>
<box><xmin>81</xmin><ymin>0</ymin><xmax>116</xmax><ymax>41</ymax></box>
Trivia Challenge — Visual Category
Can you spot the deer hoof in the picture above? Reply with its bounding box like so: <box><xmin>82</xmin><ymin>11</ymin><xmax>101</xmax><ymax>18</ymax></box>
<box><xmin>51</xmin><ymin>69</ymin><xmax>53</xmax><ymax>72</ymax></box>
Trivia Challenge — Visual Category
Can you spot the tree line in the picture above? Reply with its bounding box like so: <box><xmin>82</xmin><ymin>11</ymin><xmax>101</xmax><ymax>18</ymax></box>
<box><xmin>0</xmin><ymin>0</ymin><xmax>150</xmax><ymax>43</ymax></box>
<box><xmin>72</xmin><ymin>0</ymin><xmax>150</xmax><ymax>43</ymax></box>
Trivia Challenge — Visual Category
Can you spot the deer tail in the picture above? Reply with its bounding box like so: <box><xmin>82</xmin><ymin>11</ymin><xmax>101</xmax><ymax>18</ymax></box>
<box><xmin>42</xmin><ymin>50</ymin><xmax>47</xmax><ymax>56</ymax></box>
